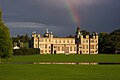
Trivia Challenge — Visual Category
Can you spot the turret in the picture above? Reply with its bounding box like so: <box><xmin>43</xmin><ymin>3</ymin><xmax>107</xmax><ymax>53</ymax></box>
<box><xmin>32</xmin><ymin>31</ymin><xmax>37</xmax><ymax>38</ymax></box>
<box><xmin>38</xmin><ymin>34</ymin><xmax>41</xmax><ymax>38</ymax></box>
<box><xmin>92</xmin><ymin>32</ymin><xmax>98</xmax><ymax>39</ymax></box>
<box><xmin>44</xmin><ymin>29</ymin><xmax>53</xmax><ymax>38</ymax></box>
<box><xmin>75</xmin><ymin>27</ymin><xmax>81</xmax><ymax>44</ymax></box>
<box><xmin>46</xmin><ymin>29</ymin><xmax>49</xmax><ymax>33</ymax></box>
<box><xmin>50</xmin><ymin>32</ymin><xmax>53</xmax><ymax>38</ymax></box>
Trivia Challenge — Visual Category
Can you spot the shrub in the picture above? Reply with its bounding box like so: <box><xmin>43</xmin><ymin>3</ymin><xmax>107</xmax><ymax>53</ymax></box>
<box><xmin>13</xmin><ymin>48</ymin><xmax>40</xmax><ymax>55</ymax></box>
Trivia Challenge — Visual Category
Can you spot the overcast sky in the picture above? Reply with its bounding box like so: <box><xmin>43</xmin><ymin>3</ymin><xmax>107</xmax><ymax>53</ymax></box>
<box><xmin>0</xmin><ymin>0</ymin><xmax>120</xmax><ymax>37</ymax></box>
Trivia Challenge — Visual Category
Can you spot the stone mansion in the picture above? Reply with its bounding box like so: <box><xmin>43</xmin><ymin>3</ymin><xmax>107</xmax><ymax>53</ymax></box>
<box><xmin>29</xmin><ymin>27</ymin><xmax>98</xmax><ymax>54</ymax></box>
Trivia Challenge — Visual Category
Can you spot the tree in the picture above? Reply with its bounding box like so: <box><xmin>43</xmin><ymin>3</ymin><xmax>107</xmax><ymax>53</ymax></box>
<box><xmin>110</xmin><ymin>29</ymin><xmax>120</xmax><ymax>54</ymax></box>
<box><xmin>81</xmin><ymin>30</ymin><xmax>90</xmax><ymax>36</ymax></box>
<box><xmin>0</xmin><ymin>10</ymin><xmax>13</xmax><ymax>62</ymax></box>
<box><xmin>98</xmin><ymin>29</ymin><xmax>120</xmax><ymax>54</ymax></box>
<box><xmin>98</xmin><ymin>32</ymin><xmax>114</xmax><ymax>54</ymax></box>
<box><xmin>12</xmin><ymin>34</ymin><xmax>30</xmax><ymax>43</ymax></box>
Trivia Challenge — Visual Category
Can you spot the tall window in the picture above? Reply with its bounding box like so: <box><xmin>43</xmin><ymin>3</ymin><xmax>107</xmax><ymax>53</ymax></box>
<box><xmin>55</xmin><ymin>40</ymin><xmax>57</xmax><ymax>43</ymax></box>
<box><xmin>83</xmin><ymin>45</ymin><xmax>85</xmax><ymax>49</ymax></box>
<box><xmin>62</xmin><ymin>47</ymin><xmax>64</xmax><ymax>51</ymax></box>
<box><xmin>63</xmin><ymin>40</ymin><xmax>65</xmax><ymax>43</ymax></box>
<box><xmin>35</xmin><ymin>39</ymin><xmax>37</xmax><ymax>42</ymax></box>
<box><xmin>67</xmin><ymin>40</ymin><xmax>69</xmax><ymax>43</ymax></box>
<box><xmin>86</xmin><ymin>45</ymin><xmax>88</xmax><ymax>49</ymax></box>
<box><xmin>45</xmin><ymin>39</ymin><xmax>47</xmax><ymax>42</ymax></box>
<box><xmin>59</xmin><ymin>40</ymin><xmax>61</xmax><ymax>43</ymax></box>
<box><xmin>71</xmin><ymin>40</ymin><xmax>73</xmax><ymax>43</ymax></box>
<box><xmin>58</xmin><ymin>47</ymin><xmax>60</xmax><ymax>51</ymax></box>
<box><xmin>74</xmin><ymin>47</ymin><xmax>76</xmax><ymax>51</ymax></box>
<box><xmin>86</xmin><ymin>40</ymin><xmax>88</xmax><ymax>43</ymax></box>
<box><xmin>70</xmin><ymin>47</ymin><xmax>72</xmax><ymax>51</ymax></box>
<box><xmin>45</xmin><ymin>44</ymin><xmax>47</xmax><ymax>49</ymax></box>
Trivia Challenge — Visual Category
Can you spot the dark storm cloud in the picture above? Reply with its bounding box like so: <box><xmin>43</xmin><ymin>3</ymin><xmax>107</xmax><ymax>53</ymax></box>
<box><xmin>0</xmin><ymin>0</ymin><xmax>120</xmax><ymax>36</ymax></box>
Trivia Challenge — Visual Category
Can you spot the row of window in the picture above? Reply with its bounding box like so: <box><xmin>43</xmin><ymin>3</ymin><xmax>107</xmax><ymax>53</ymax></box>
<box><xmin>35</xmin><ymin>38</ymin><xmax>98</xmax><ymax>44</ymax></box>
<box><xmin>36</xmin><ymin>44</ymin><xmax>97</xmax><ymax>50</ymax></box>
<box><xmin>83</xmin><ymin>40</ymin><xmax>98</xmax><ymax>43</ymax></box>
<box><xmin>35</xmin><ymin>39</ymin><xmax>75</xmax><ymax>44</ymax></box>
<box><xmin>41</xmin><ymin>50</ymin><xmax>97</xmax><ymax>54</ymax></box>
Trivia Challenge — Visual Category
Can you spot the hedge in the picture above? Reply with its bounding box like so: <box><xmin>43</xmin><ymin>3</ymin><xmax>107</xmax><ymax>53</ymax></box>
<box><xmin>13</xmin><ymin>48</ymin><xmax>40</xmax><ymax>55</ymax></box>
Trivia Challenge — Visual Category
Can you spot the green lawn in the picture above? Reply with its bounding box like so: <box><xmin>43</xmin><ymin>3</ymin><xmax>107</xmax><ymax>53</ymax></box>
<box><xmin>0</xmin><ymin>64</ymin><xmax>120</xmax><ymax>80</ymax></box>
<box><xmin>4</xmin><ymin>54</ymin><xmax>120</xmax><ymax>63</ymax></box>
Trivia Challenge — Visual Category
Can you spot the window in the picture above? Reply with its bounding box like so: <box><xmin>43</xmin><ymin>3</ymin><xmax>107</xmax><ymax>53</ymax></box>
<box><xmin>45</xmin><ymin>50</ymin><xmax>47</xmax><ymax>53</ymax></box>
<box><xmin>49</xmin><ymin>39</ymin><xmax>51</xmax><ymax>42</ymax></box>
<box><xmin>86</xmin><ymin>51</ymin><xmax>88</xmax><ymax>53</ymax></box>
<box><xmin>45</xmin><ymin>44</ymin><xmax>47</xmax><ymax>48</ymax></box>
<box><xmin>70</xmin><ymin>47</ymin><xmax>72</xmax><ymax>51</ymax></box>
<box><xmin>40</xmin><ymin>50</ymin><xmax>43</xmax><ymax>53</ymax></box>
<box><xmin>74</xmin><ymin>47</ymin><xmax>76</xmax><ymax>51</ymax></box>
<box><xmin>86</xmin><ymin>40</ymin><xmax>88</xmax><ymax>43</ymax></box>
<box><xmin>58</xmin><ymin>47</ymin><xmax>60</xmax><ymax>51</ymax></box>
<box><xmin>96</xmin><ymin>40</ymin><xmax>98</xmax><ymax>43</ymax></box>
<box><xmin>62</xmin><ymin>47</ymin><xmax>64</xmax><ymax>51</ymax></box>
<box><xmin>45</xmin><ymin>39</ymin><xmax>47</xmax><ymax>42</ymax></box>
<box><xmin>83</xmin><ymin>40</ymin><xmax>85</xmax><ymax>43</ymax></box>
<box><xmin>90</xmin><ymin>45</ymin><xmax>94</xmax><ymax>49</ymax></box>
<box><xmin>67</xmin><ymin>40</ymin><xmax>69</xmax><ymax>43</ymax></box>
<box><xmin>71</xmin><ymin>40</ymin><xmax>73</xmax><ymax>43</ymax></box>
<box><xmin>63</xmin><ymin>40</ymin><xmax>65</xmax><ymax>43</ymax></box>
<box><xmin>83</xmin><ymin>45</ymin><xmax>85</xmax><ymax>49</ymax></box>
<box><xmin>83</xmin><ymin>51</ymin><xmax>85</xmax><ymax>53</ymax></box>
<box><xmin>54</xmin><ymin>46</ymin><xmax>56</xmax><ymax>48</ymax></box>
<box><xmin>59</xmin><ymin>40</ymin><xmax>61</xmax><ymax>43</ymax></box>
<box><xmin>40</xmin><ymin>44</ymin><xmax>44</xmax><ymax>48</ymax></box>
<box><xmin>86</xmin><ymin>45</ymin><xmax>88</xmax><ymax>49</ymax></box>
<box><xmin>39</xmin><ymin>39</ymin><xmax>43</xmax><ymax>42</ymax></box>
<box><xmin>55</xmin><ymin>40</ymin><xmax>57</xmax><ymax>43</ymax></box>
<box><xmin>90</xmin><ymin>40</ymin><xmax>94</xmax><ymax>43</ymax></box>
<box><xmin>90</xmin><ymin>51</ymin><xmax>94</xmax><ymax>53</ymax></box>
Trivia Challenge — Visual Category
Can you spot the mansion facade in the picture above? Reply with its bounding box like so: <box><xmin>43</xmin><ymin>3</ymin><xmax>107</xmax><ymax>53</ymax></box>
<box><xmin>30</xmin><ymin>27</ymin><xmax>98</xmax><ymax>54</ymax></box>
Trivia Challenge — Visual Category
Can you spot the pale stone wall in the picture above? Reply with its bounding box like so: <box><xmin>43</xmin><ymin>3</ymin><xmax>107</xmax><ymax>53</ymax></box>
<box><xmin>31</xmin><ymin>30</ymin><xmax>98</xmax><ymax>54</ymax></box>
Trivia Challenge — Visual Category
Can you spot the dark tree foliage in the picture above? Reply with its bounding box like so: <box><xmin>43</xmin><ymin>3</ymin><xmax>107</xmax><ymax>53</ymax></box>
<box><xmin>99</xmin><ymin>29</ymin><xmax>120</xmax><ymax>54</ymax></box>
<box><xmin>12</xmin><ymin>34</ymin><xmax>30</xmax><ymax>43</ymax></box>
<box><xmin>110</xmin><ymin>29</ymin><xmax>120</xmax><ymax>53</ymax></box>
<box><xmin>0</xmin><ymin>10</ymin><xmax>13</xmax><ymax>59</ymax></box>
<box><xmin>81</xmin><ymin>30</ymin><xmax>90</xmax><ymax>36</ymax></box>
<box><xmin>13</xmin><ymin>48</ymin><xmax>40</xmax><ymax>55</ymax></box>
<box><xmin>99</xmin><ymin>33</ymin><xmax>115</xmax><ymax>54</ymax></box>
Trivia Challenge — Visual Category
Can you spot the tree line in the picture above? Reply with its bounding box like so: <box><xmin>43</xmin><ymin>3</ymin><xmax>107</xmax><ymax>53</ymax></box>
<box><xmin>99</xmin><ymin>29</ymin><xmax>120</xmax><ymax>54</ymax></box>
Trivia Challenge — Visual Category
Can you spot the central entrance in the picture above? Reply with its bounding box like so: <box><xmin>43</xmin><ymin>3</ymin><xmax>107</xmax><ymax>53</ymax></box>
<box><xmin>64</xmin><ymin>47</ymin><xmax>69</xmax><ymax>53</ymax></box>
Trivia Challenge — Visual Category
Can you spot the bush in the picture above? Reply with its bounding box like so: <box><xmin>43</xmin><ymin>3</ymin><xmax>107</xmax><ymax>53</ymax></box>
<box><xmin>13</xmin><ymin>48</ymin><xmax>40</xmax><ymax>55</ymax></box>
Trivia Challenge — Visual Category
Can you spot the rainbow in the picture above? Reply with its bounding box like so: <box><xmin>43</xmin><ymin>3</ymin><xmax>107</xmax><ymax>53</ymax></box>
<box><xmin>65</xmin><ymin>0</ymin><xmax>80</xmax><ymax>27</ymax></box>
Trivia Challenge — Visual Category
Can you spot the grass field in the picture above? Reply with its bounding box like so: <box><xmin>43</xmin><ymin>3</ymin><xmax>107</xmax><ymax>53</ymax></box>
<box><xmin>1</xmin><ymin>54</ymin><xmax>120</xmax><ymax>80</ymax></box>
<box><xmin>3</xmin><ymin>54</ymin><xmax>120</xmax><ymax>63</ymax></box>
<box><xmin>0</xmin><ymin>64</ymin><xmax>120</xmax><ymax>80</ymax></box>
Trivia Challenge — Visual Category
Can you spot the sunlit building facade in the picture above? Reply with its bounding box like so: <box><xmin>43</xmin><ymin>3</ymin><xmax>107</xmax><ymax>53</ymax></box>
<box><xmin>30</xmin><ymin>28</ymin><xmax>98</xmax><ymax>54</ymax></box>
